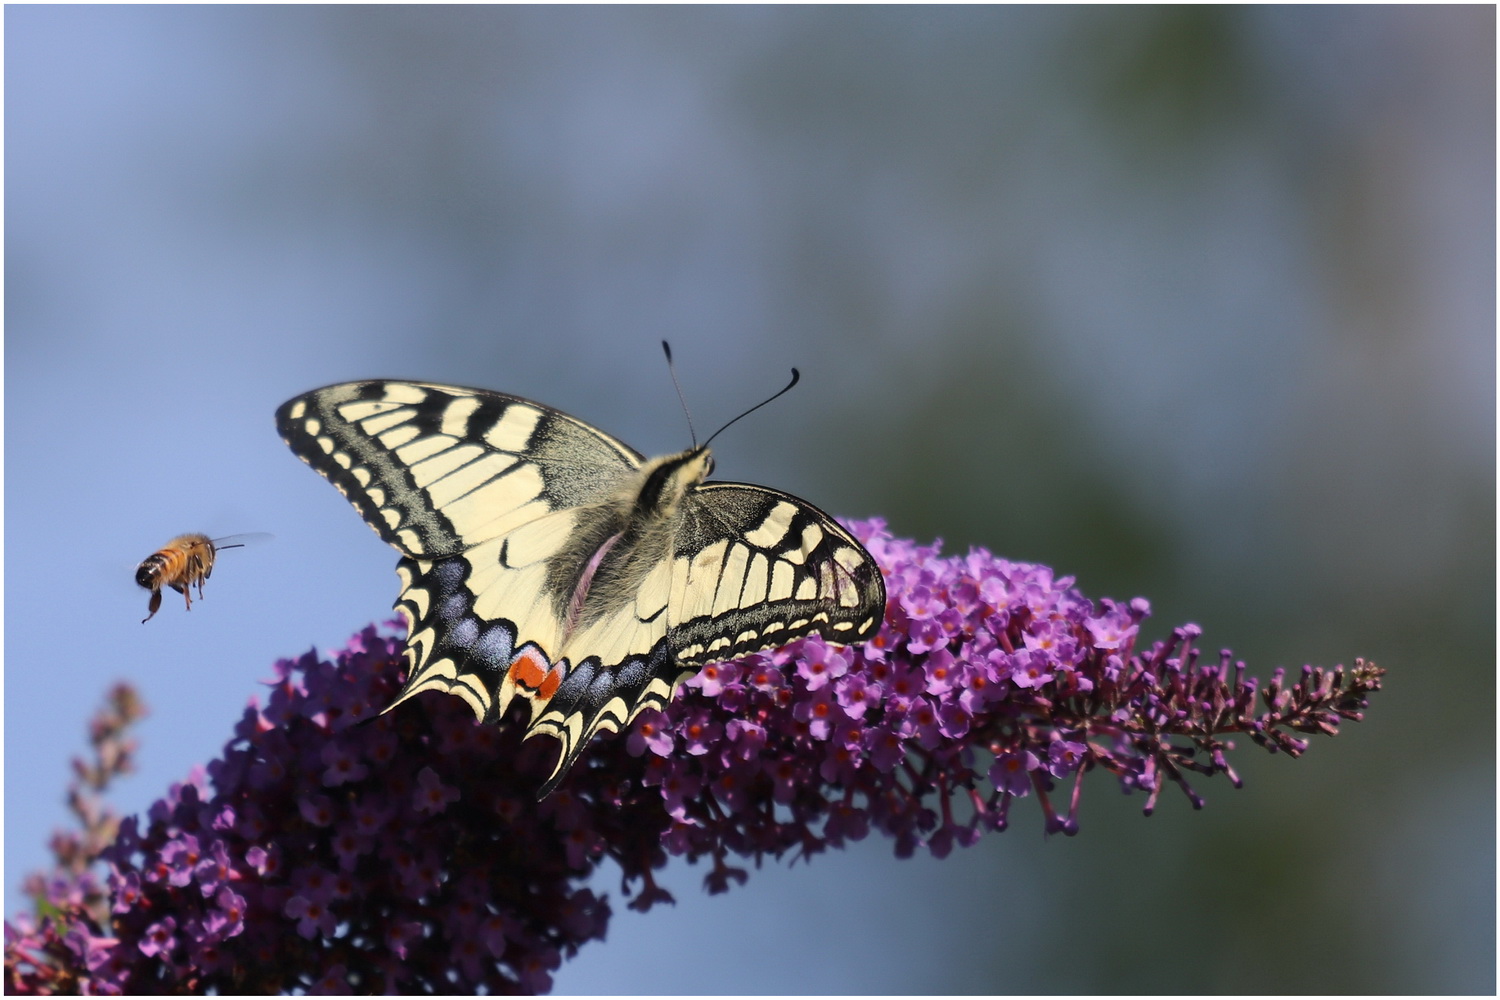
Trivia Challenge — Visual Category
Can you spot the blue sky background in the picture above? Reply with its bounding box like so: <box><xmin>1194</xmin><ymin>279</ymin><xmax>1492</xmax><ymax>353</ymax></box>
<box><xmin>5</xmin><ymin>7</ymin><xmax>1493</xmax><ymax>992</ymax></box>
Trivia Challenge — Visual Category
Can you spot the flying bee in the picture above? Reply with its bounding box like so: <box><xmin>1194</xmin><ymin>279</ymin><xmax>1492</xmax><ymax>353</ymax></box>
<box><xmin>136</xmin><ymin>533</ymin><xmax>267</xmax><ymax>623</ymax></box>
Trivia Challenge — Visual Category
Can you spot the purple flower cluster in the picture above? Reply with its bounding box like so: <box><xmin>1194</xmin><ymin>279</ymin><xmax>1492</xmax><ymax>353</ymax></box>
<box><xmin>8</xmin><ymin>629</ymin><xmax>629</xmax><ymax>994</ymax></box>
<box><xmin>6</xmin><ymin>684</ymin><xmax>143</xmax><ymax>994</ymax></box>
<box><xmin>635</xmin><ymin>519</ymin><xmax>1384</xmax><ymax>866</ymax></box>
<box><xmin>5</xmin><ymin>519</ymin><xmax>1384</xmax><ymax>994</ymax></box>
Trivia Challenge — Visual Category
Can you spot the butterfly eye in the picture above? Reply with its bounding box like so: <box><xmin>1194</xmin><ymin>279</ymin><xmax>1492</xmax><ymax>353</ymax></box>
<box><xmin>706</xmin><ymin>456</ymin><xmax>715</xmax><ymax>478</ymax></box>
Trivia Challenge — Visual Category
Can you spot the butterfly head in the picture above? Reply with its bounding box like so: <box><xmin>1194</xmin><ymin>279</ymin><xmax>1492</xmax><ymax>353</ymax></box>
<box><xmin>689</xmin><ymin>446</ymin><xmax>715</xmax><ymax>482</ymax></box>
<box><xmin>634</xmin><ymin>445</ymin><xmax>714</xmax><ymax>516</ymax></box>
<box><xmin>668</xmin><ymin>445</ymin><xmax>715</xmax><ymax>490</ymax></box>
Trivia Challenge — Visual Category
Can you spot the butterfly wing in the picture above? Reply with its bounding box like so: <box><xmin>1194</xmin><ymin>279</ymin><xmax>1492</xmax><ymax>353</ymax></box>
<box><xmin>276</xmin><ymin>380</ymin><xmax>650</xmax><ymax>725</ymax></box>
<box><xmin>276</xmin><ymin>381</ymin><xmax>644</xmax><ymax>559</ymax></box>
<box><xmin>523</xmin><ymin>481</ymin><xmax>887</xmax><ymax>794</ymax></box>
<box><xmin>667</xmin><ymin>482</ymin><xmax>887</xmax><ymax>664</ymax></box>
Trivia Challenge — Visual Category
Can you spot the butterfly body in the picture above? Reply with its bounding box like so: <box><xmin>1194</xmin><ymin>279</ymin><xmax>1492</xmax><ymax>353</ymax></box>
<box><xmin>277</xmin><ymin>380</ymin><xmax>885</xmax><ymax>795</ymax></box>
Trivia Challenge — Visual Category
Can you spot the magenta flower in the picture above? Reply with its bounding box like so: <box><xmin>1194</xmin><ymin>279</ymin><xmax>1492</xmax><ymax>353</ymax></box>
<box><xmin>675</xmin><ymin>706</ymin><xmax>723</xmax><ymax>756</ymax></box>
<box><xmin>136</xmin><ymin>917</ymin><xmax>176</xmax><ymax>959</ymax></box>
<box><xmin>297</xmin><ymin>793</ymin><xmax>335</xmax><ymax>827</ymax></box>
<box><xmin>991</xmin><ymin>750</ymin><xmax>1041</xmax><ymax>798</ymax></box>
<box><xmin>320</xmin><ymin>740</ymin><xmax>369</xmax><ymax>786</ymax></box>
<box><xmin>687</xmin><ymin>660</ymin><xmax>739</xmax><ymax>698</ymax></box>
<box><xmin>156</xmin><ymin>836</ymin><xmax>201</xmax><ymax>888</ymax></box>
<box><xmin>4</xmin><ymin>519</ymin><xmax>1383</xmax><ymax>994</ymax></box>
<box><xmin>412</xmin><ymin>766</ymin><xmax>460</xmax><ymax>815</ymax></box>
<box><xmin>796</xmin><ymin>636</ymin><xmax>851</xmax><ymax>690</ymax></box>
<box><xmin>284</xmin><ymin>894</ymin><xmax>336</xmax><ymax>941</ymax></box>
<box><xmin>835</xmin><ymin>674</ymin><xmax>876</xmax><ymax>717</ymax></box>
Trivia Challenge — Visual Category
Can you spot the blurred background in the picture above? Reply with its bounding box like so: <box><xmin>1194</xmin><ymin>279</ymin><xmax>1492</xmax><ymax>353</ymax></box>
<box><xmin>5</xmin><ymin>6</ymin><xmax>1492</xmax><ymax>993</ymax></box>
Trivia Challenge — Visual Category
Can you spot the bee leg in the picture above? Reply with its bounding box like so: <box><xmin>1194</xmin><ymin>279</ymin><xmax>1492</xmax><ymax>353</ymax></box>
<box><xmin>172</xmin><ymin>581</ymin><xmax>192</xmax><ymax>611</ymax></box>
<box><xmin>142</xmin><ymin>591</ymin><xmax>162</xmax><ymax>624</ymax></box>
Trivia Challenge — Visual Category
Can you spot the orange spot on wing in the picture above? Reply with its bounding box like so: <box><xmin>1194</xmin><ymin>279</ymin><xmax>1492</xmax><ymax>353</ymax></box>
<box><xmin>508</xmin><ymin>648</ymin><xmax>565</xmax><ymax>702</ymax></box>
<box><xmin>537</xmin><ymin>667</ymin><xmax>563</xmax><ymax>702</ymax></box>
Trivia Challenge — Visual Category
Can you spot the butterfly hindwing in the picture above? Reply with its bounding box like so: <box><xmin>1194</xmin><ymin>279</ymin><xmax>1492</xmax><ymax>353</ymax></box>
<box><xmin>525</xmin><ymin>637</ymin><xmax>688</xmax><ymax>797</ymax></box>
<box><xmin>278</xmin><ymin>379</ymin><xmax>888</xmax><ymax>796</ymax></box>
<box><xmin>390</xmin><ymin>548</ymin><xmax>692</xmax><ymax>798</ymax></box>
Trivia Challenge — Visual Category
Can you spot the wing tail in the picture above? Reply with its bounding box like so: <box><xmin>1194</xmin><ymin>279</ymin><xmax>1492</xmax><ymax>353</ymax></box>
<box><xmin>526</xmin><ymin>638</ymin><xmax>688</xmax><ymax>798</ymax></box>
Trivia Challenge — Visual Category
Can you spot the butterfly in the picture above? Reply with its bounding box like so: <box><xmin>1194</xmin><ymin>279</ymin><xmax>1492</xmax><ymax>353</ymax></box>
<box><xmin>275</xmin><ymin>373</ymin><xmax>886</xmax><ymax>795</ymax></box>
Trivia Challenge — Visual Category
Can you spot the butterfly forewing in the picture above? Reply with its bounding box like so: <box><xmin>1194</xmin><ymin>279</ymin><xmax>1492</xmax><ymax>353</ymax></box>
<box><xmin>277</xmin><ymin>379</ymin><xmax>887</xmax><ymax>797</ymax></box>
<box><xmin>276</xmin><ymin>382</ymin><xmax>643</xmax><ymax>559</ymax></box>
<box><xmin>667</xmin><ymin>483</ymin><xmax>886</xmax><ymax>664</ymax></box>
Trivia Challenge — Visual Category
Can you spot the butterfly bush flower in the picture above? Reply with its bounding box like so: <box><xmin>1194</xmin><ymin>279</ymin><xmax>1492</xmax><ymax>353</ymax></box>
<box><xmin>5</xmin><ymin>520</ymin><xmax>1383</xmax><ymax>994</ymax></box>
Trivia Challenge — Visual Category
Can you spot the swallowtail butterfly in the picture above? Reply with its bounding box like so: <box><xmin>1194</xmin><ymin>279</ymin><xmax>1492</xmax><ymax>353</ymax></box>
<box><xmin>276</xmin><ymin>376</ymin><xmax>886</xmax><ymax>795</ymax></box>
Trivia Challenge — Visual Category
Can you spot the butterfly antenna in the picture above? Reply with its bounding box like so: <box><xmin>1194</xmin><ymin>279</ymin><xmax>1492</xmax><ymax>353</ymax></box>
<box><xmin>662</xmin><ymin>341</ymin><xmax>699</xmax><ymax>447</ymax></box>
<box><xmin>704</xmin><ymin>367</ymin><xmax>801</xmax><ymax>448</ymax></box>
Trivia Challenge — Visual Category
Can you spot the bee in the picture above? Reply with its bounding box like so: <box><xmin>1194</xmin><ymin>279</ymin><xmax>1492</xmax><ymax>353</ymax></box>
<box><xmin>136</xmin><ymin>533</ymin><xmax>264</xmax><ymax>623</ymax></box>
